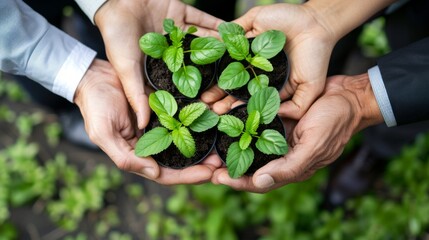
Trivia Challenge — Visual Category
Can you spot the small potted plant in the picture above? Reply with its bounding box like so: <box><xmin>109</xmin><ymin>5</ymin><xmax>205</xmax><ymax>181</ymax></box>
<box><xmin>135</xmin><ymin>90</ymin><xmax>219</xmax><ymax>169</ymax></box>
<box><xmin>139</xmin><ymin>19</ymin><xmax>226</xmax><ymax>98</ymax></box>
<box><xmin>215</xmin><ymin>87</ymin><xmax>288</xmax><ymax>178</ymax></box>
<box><xmin>217</xmin><ymin>22</ymin><xmax>289</xmax><ymax>100</ymax></box>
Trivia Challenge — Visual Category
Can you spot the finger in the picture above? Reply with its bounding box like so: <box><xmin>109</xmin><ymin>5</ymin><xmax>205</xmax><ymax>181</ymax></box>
<box><xmin>278</xmin><ymin>83</ymin><xmax>323</xmax><ymax>119</ymax></box>
<box><xmin>200</xmin><ymin>85</ymin><xmax>227</xmax><ymax>104</ymax></box>
<box><xmin>279</xmin><ymin>83</ymin><xmax>292</xmax><ymax>101</ymax></box>
<box><xmin>251</xmin><ymin>143</ymin><xmax>316</xmax><ymax>189</ymax></box>
<box><xmin>200</xmin><ymin>153</ymin><xmax>224</xmax><ymax>169</ymax></box>
<box><xmin>231</xmin><ymin>100</ymin><xmax>245</xmax><ymax>109</ymax></box>
<box><xmin>212</xmin><ymin>95</ymin><xmax>240</xmax><ymax>114</ymax></box>
<box><xmin>116</xmin><ymin>62</ymin><xmax>151</xmax><ymax>129</ymax></box>
<box><xmin>153</xmin><ymin>164</ymin><xmax>216</xmax><ymax>185</ymax></box>
<box><xmin>90</xmin><ymin>126</ymin><xmax>160</xmax><ymax>178</ymax></box>
<box><xmin>232</xmin><ymin>7</ymin><xmax>260</xmax><ymax>38</ymax></box>
<box><xmin>212</xmin><ymin>169</ymin><xmax>255</xmax><ymax>190</ymax></box>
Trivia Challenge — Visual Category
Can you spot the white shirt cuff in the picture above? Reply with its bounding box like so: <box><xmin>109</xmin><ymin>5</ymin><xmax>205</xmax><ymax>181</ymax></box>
<box><xmin>53</xmin><ymin>42</ymin><xmax>96</xmax><ymax>102</ymax></box>
<box><xmin>74</xmin><ymin>0</ymin><xmax>108</xmax><ymax>24</ymax></box>
<box><xmin>367</xmin><ymin>66</ymin><xmax>397</xmax><ymax>127</ymax></box>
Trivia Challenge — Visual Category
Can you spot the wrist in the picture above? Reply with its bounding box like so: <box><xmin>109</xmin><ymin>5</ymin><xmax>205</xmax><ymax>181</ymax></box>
<box><xmin>74</xmin><ymin>59</ymin><xmax>101</xmax><ymax>107</ymax></box>
<box><xmin>342</xmin><ymin>73</ymin><xmax>384</xmax><ymax>131</ymax></box>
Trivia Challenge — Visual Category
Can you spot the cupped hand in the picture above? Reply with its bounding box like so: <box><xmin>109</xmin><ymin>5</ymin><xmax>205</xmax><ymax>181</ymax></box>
<box><xmin>202</xmin><ymin>3</ymin><xmax>336</xmax><ymax>118</ymax></box>
<box><xmin>74</xmin><ymin>59</ymin><xmax>221</xmax><ymax>184</ymax></box>
<box><xmin>94</xmin><ymin>0</ymin><xmax>224</xmax><ymax>129</ymax></box>
<box><xmin>212</xmin><ymin>74</ymin><xmax>384</xmax><ymax>192</ymax></box>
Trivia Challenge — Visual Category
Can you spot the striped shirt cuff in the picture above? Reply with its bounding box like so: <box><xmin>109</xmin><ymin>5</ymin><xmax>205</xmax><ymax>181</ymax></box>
<box><xmin>367</xmin><ymin>66</ymin><xmax>397</xmax><ymax>127</ymax></box>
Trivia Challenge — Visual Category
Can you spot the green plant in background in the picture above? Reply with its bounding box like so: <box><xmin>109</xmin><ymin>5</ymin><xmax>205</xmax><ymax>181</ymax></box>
<box><xmin>145</xmin><ymin>132</ymin><xmax>429</xmax><ymax>240</ymax></box>
<box><xmin>217</xmin><ymin>22</ymin><xmax>286</xmax><ymax>95</ymax></box>
<box><xmin>135</xmin><ymin>90</ymin><xmax>219</xmax><ymax>158</ymax></box>
<box><xmin>218</xmin><ymin>87</ymin><xmax>288</xmax><ymax>178</ymax></box>
<box><xmin>139</xmin><ymin>18</ymin><xmax>225</xmax><ymax>98</ymax></box>
<box><xmin>358</xmin><ymin>17</ymin><xmax>391</xmax><ymax>57</ymax></box>
<box><xmin>0</xmin><ymin>76</ymin><xmax>130</xmax><ymax>238</ymax></box>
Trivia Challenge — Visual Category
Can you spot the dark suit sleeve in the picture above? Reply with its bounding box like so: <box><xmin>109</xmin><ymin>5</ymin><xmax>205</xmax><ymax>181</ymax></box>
<box><xmin>377</xmin><ymin>37</ymin><xmax>429</xmax><ymax>125</ymax></box>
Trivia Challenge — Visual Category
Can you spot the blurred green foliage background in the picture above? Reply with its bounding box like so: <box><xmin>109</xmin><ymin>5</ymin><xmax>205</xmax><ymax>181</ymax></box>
<box><xmin>1</xmin><ymin>0</ymin><xmax>427</xmax><ymax>239</ymax></box>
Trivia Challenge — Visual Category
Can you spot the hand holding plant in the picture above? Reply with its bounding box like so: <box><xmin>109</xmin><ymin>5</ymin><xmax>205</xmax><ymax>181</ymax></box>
<box><xmin>140</xmin><ymin>19</ymin><xmax>225</xmax><ymax>98</ymax></box>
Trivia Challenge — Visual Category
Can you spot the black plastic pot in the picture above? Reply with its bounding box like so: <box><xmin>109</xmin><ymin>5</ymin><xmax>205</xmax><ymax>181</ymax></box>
<box><xmin>144</xmin><ymin>99</ymin><xmax>217</xmax><ymax>169</ymax></box>
<box><xmin>215</xmin><ymin>104</ymin><xmax>286</xmax><ymax>175</ymax></box>
<box><xmin>144</xmin><ymin>34</ymin><xmax>217</xmax><ymax>99</ymax></box>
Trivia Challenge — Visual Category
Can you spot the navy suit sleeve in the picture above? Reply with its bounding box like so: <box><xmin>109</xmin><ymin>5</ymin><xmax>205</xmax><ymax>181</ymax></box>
<box><xmin>377</xmin><ymin>37</ymin><xmax>429</xmax><ymax>125</ymax></box>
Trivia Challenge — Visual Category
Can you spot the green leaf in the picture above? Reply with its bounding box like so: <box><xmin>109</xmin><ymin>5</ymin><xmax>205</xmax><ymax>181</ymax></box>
<box><xmin>245</xmin><ymin>110</ymin><xmax>260</xmax><ymax>135</ymax></box>
<box><xmin>223</xmin><ymin>34</ymin><xmax>249</xmax><ymax>61</ymax></box>
<box><xmin>179</xmin><ymin>102</ymin><xmax>207</xmax><ymax>126</ymax></box>
<box><xmin>218</xmin><ymin>22</ymin><xmax>245</xmax><ymax>39</ymax></box>
<box><xmin>239</xmin><ymin>132</ymin><xmax>252</xmax><ymax>150</ymax></box>
<box><xmin>218</xmin><ymin>115</ymin><xmax>244</xmax><ymax>137</ymax></box>
<box><xmin>149</xmin><ymin>90</ymin><xmax>178</xmax><ymax>117</ymax></box>
<box><xmin>226</xmin><ymin>142</ymin><xmax>254</xmax><ymax>178</ymax></box>
<box><xmin>250</xmin><ymin>56</ymin><xmax>273</xmax><ymax>72</ymax></box>
<box><xmin>139</xmin><ymin>33</ymin><xmax>169</xmax><ymax>59</ymax></box>
<box><xmin>163</xmin><ymin>46</ymin><xmax>184</xmax><ymax>72</ymax></box>
<box><xmin>251</xmin><ymin>30</ymin><xmax>286</xmax><ymax>59</ymax></box>
<box><xmin>172</xmin><ymin>65</ymin><xmax>202</xmax><ymax>98</ymax></box>
<box><xmin>189</xmin><ymin>110</ymin><xmax>219</xmax><ymax>132</ymax></box>
<box><xmin>248</xmin><ymin>74</ymin><xmax>269</xmax><ymax>96</ymax></box>
<box><xmin>187</xmin><ymin>26</ymin><xmax>197</xmax><ymax>35</ymax></box>
<box><xmin>158</xmin><ymin>113</ymin><xmax>181</xmax><ymax>130</ymax></box>
<box><xmin>135</xmin><ymin>127</ymin><xmax>172</xmax><ymax>157</ymax></box>
<box><xmin>163</xmin><ymin>19</ymin><xmax>175</xmax><ymax>33</ymax></box>
<box><xmin>247</xmin><ymin>87</ymin><xmax>280</xmax><ymax>124</ymax></box>
<box><xmin>190</xmin><ymin>37</ymin><xmax>226</xmax><ymax>65</ymax></box>
<box><xmin>256</xmin><ymin>129</ymin><xmax>288</xmax><ymax>155</ymax></box>
<box><xmin>170</xmin><ymin>28</ymin><xmax>185</xmax><ymax>47</ymax></box>
<box><xmin>172</xmin><ymin>127</ymin><xmax>195</xmax><ymax>158</ymax></box>
<box><xmin>218</xmin><ymin>62</ymin><xmax>250</xmax><ymax>90</ymax></box>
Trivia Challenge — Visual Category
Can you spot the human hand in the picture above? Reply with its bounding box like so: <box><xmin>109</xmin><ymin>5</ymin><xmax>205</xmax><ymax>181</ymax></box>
<box><xmin>94</xmin><ymin>0</ymin><xmax>224</xmax><ymax>129</ymax></box>
<box><xmin>212</xmin><ymin>74</ymin><xmax>384</xmax><ymax>192</ymax></box>
<box><xmin>74</xmin><ymin>59</ymin><xmax>221</xmax><ymax>184</ymax></box>
<box><xmin>202</xmin><ymin>3</ymin><xmax>336</xmax><ymax>117</ymax></box>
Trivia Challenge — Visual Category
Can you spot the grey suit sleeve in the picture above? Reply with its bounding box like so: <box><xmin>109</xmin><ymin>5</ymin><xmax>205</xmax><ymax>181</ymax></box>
<box><xmin>0</xmin><ymin>0</ymin><xmax>96</xmax><ymax>102</ymax></box>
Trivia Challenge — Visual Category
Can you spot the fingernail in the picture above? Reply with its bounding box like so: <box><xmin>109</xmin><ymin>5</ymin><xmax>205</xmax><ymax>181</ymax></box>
<box><xmin>255</xmin><ymin>174</ymin><xmax>274</xmax><ymax>188</ymax></box>
<box><xmin>141</xmin><ymin>167</ymin><xmax>156</xmax><ymax>179</ymax></box>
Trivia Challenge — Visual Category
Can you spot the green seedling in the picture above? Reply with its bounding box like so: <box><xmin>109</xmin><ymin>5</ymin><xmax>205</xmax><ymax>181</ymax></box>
<box><xmin>135</xmin><ymin>90</ymin><xmax>219</xmax><ymax>158</ymax></box>
<box><xmin>218</xmin><ymin>87</ymin><xmax>288</xmax><ymax>178</ymax></box>
<box><xmin>139</xmin><ymin>19</ymin><xmax>226</xmax><ymax>98</ymax></box>
<box><xmin>217</xmin><ymin>22</ymin><xmax>286</xmax><ymax>96</ymax></box>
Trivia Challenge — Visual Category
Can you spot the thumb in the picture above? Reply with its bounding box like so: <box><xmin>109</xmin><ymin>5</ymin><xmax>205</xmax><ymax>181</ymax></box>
<box><xmin>232</xmin><ymin>7</ymin><xmax>260</xmax><ymax>37</ymax></box>
<box><xmin>252</xmin><ymin>144</ymin><xmax>314</xmax><ymax>189</ymax></box>
<box><xmin>117</xmin><ymin>61</ymin><xmax>151</xmax><ymax>130</ymax></box>
<box><xmin>278</xmin><ymin>82</ymin><xmax>324</xmax><ymax>120</ymax></box>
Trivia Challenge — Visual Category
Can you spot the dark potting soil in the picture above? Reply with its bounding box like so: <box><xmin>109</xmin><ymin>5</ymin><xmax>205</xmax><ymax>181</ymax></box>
<box><xmin>145</xmin><ymin>35</ymin><xmax>216</xmax><ymax>99</ymax></box>
<box><xmin>217</xmin><ymin>39</ymin><xmax>289</xmax><ymax>101</ymax></box>
<box><xmin>145</xmin><ymin>99</ymin><xmax>217</xmax><ymax>169</ymax></box>
<box><xmin>215</xmin><ymin>105</ymin><xmax>286</xmax><ymax>175</ymax></box>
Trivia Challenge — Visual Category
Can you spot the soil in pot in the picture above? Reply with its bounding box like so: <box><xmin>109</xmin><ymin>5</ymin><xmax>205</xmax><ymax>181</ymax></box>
<box><xmin>217</xmin><ymin>38</ymin><xmax>289</xmax><ymax>101</ymax></box>
<box><xmin>145</xmin><ymin>34</ymin><xmax>217</xmax><ymax>99</ymax></box>
<box><xmin>215</xmin><ymin>105</ymin><xmax>286</xmax><ymax>175</ymax></box>
<box><xmin>145</xmin><ymin>99</ymin><xmax>217</xmax><ymax>169</ymax></box>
